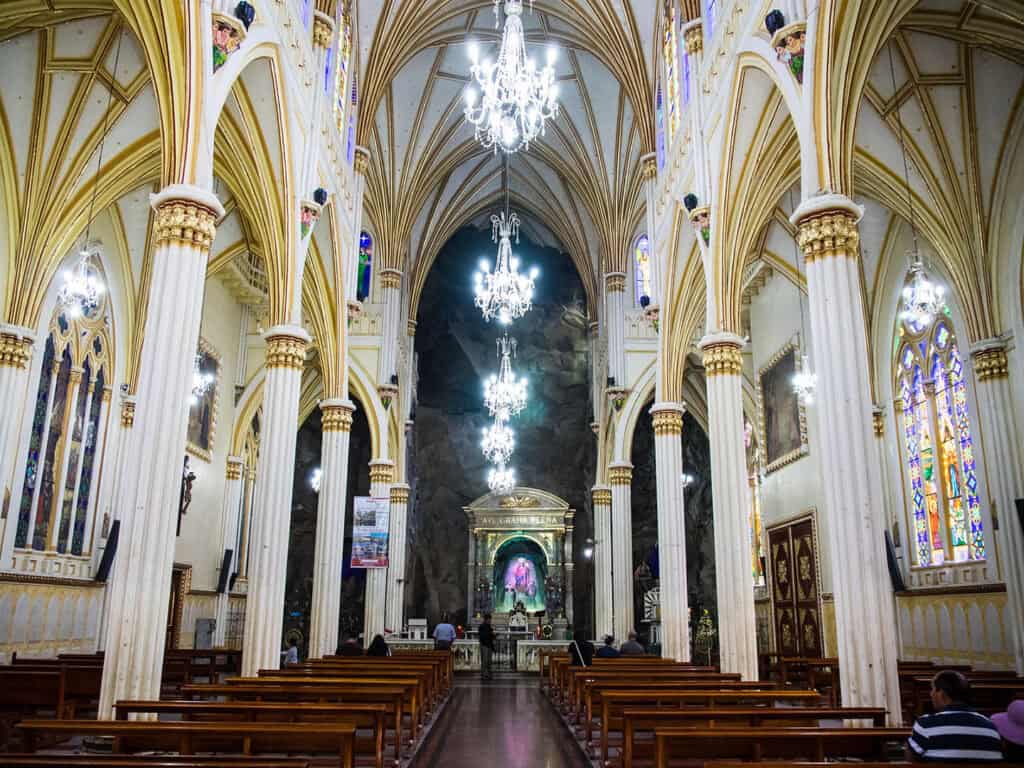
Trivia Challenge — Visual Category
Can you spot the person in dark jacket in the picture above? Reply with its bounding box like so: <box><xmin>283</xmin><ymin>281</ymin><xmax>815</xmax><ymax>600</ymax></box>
<box><xmin>568</xmin><ymin>629</ymin><xmax>594</xmax><ymax>666</ymax></box>
<box><xmin>478</xmin><ymin>613</ymin><xmax>496</xmax><ymax>680</ymax></box>
<box><xmin>595</xmin><ymin>635</ymin><xmax>620</xmax><ymax>658</ymax></box>
<box><xmin>336</xmin><ymin>637</ymin><xmax>363</xmax><ymax>656</ymax></box>
<box><xmin>366</xmin><ymin>634</ymin><xmax>391</xmax><ymax>657</ymax></box>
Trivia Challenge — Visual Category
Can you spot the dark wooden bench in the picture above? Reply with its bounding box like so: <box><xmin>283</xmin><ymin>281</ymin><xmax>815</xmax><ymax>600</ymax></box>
<box><xmin>0</xmin><ymin>758</ymin><xmax>307</xmax><ymax>768</ymax></box>
<box><xmin>578</xmin><ymin>678</ymin><xmax>778</xmax><ymax>724</ymax></box>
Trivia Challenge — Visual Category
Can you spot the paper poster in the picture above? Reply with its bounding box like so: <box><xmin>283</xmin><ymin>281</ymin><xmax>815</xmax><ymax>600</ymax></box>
<box><xmin>350</xmin><ymin>496</ymin><xmax>390</xmax><ymax>568</ymax></box>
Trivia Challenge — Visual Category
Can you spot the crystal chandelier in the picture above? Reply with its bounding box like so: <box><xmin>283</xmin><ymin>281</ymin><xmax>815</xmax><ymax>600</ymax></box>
<box><xmin>483</xmin><ymin>334</ymin><xmax>528</xmax><ymax>421</ymax></box>
<box><xmin>190</xmin><ymin>354</ymin><xmax>214</xmax><ymax>406</ymax></box>
<box><xmin>310</xmin><ymin>467</ymin><xmax>322</xmax><ymax>493</ymax></box>
<box><xmin>464</xmin><ymin>0</ymin><xmax>559</xmax><ymax>154</ymax></box>
<box><xmin>791</xmin><ymin>353</ymin><xmax>818</xmax><ymax>405</ymax></box>
<box><xmin>57</xmin><ymin>250</ymin><xmax>104</xmax><ymax>318</ymax></box>
<box><xmin>487</xmin><ymin>462</ymin><xmax>516</xmax><ymax>494</ymax></box>
<box><xmin>481</xmin><ymin>418</ymin><xmax>515</xmax><ymax>464</ymax></box>
<box><xmin>901</xmin><ymin>258</ymin><xmax>946</xmax><ymax>329</ymax></box>
<box><xmin>474</xmin><ymin>209</ymin><xmax>538</xmax><ymax>324</ymax></box>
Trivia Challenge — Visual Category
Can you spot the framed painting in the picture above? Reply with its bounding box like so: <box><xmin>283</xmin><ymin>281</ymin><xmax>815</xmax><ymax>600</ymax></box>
<box><xmin>186</xmin><ymin>337</ymin><xmax>221</xmax><ymax>462</ymax></box>
<box><xmin>758</xmin><ymin>342</ymin><xmax>808</xmax><ymax>473</ymax></box>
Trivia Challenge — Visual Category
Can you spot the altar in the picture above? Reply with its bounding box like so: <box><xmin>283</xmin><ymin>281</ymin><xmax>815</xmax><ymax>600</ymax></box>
<box><xmin>464</xmin><ymin>487</ymin><xmax>575</xmax><ymax>632</ymax></box>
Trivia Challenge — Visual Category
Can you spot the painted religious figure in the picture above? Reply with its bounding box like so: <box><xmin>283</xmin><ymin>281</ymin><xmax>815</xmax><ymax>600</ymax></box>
<box><xmin>357</xmin><ymin>231</ymin><xmax>373</xmax><ymax>301</ymax></box>
<box><xmin>187</xmin><ymin>345</ymin><xmax>220</xmax><ymax>459</ymax></box>
<box><xmin>497</xmin><ymin>556</ymin><xmax>544</xmax><ymax>613</ymax></box>
<box><xmin>760</xmin><ymin>347</ymin><xmax>805</xmax><ymax>469</ymax></box>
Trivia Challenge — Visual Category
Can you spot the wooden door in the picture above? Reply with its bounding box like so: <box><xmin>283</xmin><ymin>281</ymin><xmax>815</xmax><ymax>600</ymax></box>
<box><xmin>768</xmin><ymin>516</ymin><xmax>822</xmax><ymax>657</ymax></box>
<box><xmin>166</xmin><ymin>567</ymin><xmax>184</xmax><ymax>650</ymax></box>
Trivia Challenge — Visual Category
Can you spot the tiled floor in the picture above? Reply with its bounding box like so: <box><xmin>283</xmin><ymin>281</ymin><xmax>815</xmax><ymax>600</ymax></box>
<box><xmin>409</xmin><ymin>674</ymin><xmax>590</xmax><ymax>768</ymax></box>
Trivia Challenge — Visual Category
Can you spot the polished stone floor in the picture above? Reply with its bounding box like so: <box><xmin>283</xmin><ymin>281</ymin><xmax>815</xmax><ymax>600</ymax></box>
<box><xmin>410</xmin><ymin>674</ymin><xmax>590</xmax><ymax>768</ymax></box>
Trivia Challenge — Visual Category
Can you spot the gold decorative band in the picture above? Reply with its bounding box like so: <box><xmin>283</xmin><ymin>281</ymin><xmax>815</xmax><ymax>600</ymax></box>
<box><xmin>591</xmin><ymin>488</ymin><xmax>612</xmax><ymax>506</ymax></box>
<box><xmin>369</xmin><ymin>462</ymin><xmax>394</xmax><ymax>484</ymax></box>
<box><xmin>321</xmin><ymin>402</ymin><xmax>354</xmax><ymax>431</ymax></box>
<box><xmin>407</xmin><ymin>319</ymin><xmax>417</xmax><ymax>337</ymax></box>
<box><xmin>605</xmin><ymin>273</ymin><xmax>627</xmax><ymax>293</ymax></box>
<box><xmin>973</xmin><ymin>346</ymin><xmax>1009</xmax><ymax>381</ymax></box>
<box><xmin>608</xmin><ymin>465</ymin><xmax>633</xmax><ymax>486</ymax></box>
<box><xmin>872</xmin><ymin>410</ymin><xmax>885</xmax><ymax>438</ymax></box>
<box><xmin>651</xmin><ymin>409</ymin><xmax>684</xmax><ymax>436</ymax></box>
<box><xmin>0</xmin><ymin>333</ymin><xmax>32</xmax><ymax>369</ymax></box>
<box><xmin>702</xmin><ymin>342</ymin><xmax>743</xmax><ymax>377</ymax></box>
<box><xmin>796</xmin><ymin>210</ymin><xmax>859</xmax><ymax>264</ymax></box>
<box><xmin>354</xmin><ymin>147</ymin><xmax>371</xmax><ymax>176</ymax></box>
<box><xmin>225</xmin><ymin>460</ymin><xmax>244</xmax><ymax>480</ymax></box>
<box><xmin>312</xmin><ymin>16</ymin><xmax>334</xmax><ymax>48</ymax></box>
<box><xmin>265</xmin><ymin>333</ymin><xmax>308</xmax><ymax>370</ymax></box>
<box><xmin>641</xmin><ymin>155</ymin><xmax>658</xmax><ymax>181</ymax></box>
<box><xmin>120</xmin><ymin>400</ymin><xmax>136</xmax><ymax>428</ymax></box>
<box><xmin>684</xmin><ymin>24</ymin><xmax>703</xmax><ymax>55</ymax></box>
<box><xmin>380</xmin><ymin>269</ymin><xmax>402</xmax><ymax>290</ymax></box>
<box><xmin>102</xmin><ymin>386</ymin><xmax>113</xmax><ymax>403</ymax></box>
<box><xmin>154</xmin><ymin>199</ymin><xmax>219</xmax><ymax>251</ymax></box>
<box><xmin>391</xmin><ymin>485</ymin><xmax>410</xmax><ymax>504</ymax></box>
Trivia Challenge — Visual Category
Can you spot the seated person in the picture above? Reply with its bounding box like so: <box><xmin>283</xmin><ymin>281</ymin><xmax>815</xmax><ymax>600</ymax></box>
<box><xmin>367</xmin><ymin>633</ymin><xmax>391</xmax><ymax>657</ymax></box>
<box><xmin>993</xmin><ymin>700</ymin><xmax>1024</xmax><ymax>762</ymax></box>
<box><xmin>619</xmin><ymin>631</ymin><xmax>645</xmax><ymax>656</ymax></box>
<box><xmin>568</xmin><ymin>630</ymin><xmax>594</xmax><ymax>667</ymax></box>
<box><xmin>433</xmin><ymin>614</ymin><xmax>456</xmax><ymax>650</ymax></box>
<box><xmin>595</xmin><ymin>635</ymin><xmax>620</xmax><ymax>658</ymax></box>
<box><xmin>336</xmin><ymin>637</ymin><xmax>363</xmax><ymax>656</ymax></box>
<box><xmin>907</xmin><ymin>670</ymin><xmax>1003</xmax><ymax>762</ymax></box>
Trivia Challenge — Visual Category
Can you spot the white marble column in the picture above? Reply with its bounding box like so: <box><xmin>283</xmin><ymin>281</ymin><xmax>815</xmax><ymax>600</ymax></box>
<box><xmin>212</xmin><ymin>455</ymin><xmax>245</xmax><ymax>648</ymax></box>
<box><xmin>605</xmin><ymin>274</ymin><xmax>627</xmax><ymax>390</ymax></box>
<box><xmin>240</xmin><ymin>326</ymin><xmax>309</xmax><ymax>676</ymax></box>
<box><xmin>592</xmin><ymin>486</ymin><xmax>613</xmax><ymax>638</ymax></box>
<box><xmin>377</xmin><ymin>270</ymin><xmax>402</xmax><ymax>407</ymax></box>
<box><xmin>792</xmin><ymin>195</ymin><xmax>900</xmax><ymax>717</ymax></box>
<box><xmin>970</xmin><ymin>340</ymin><xmax>1024</xmax><ymax>673</ymax></box>
<box><xmin>699</xmin><ymin>333</ymin><xmax>757</xmax><ymax>680</ymax></box>
<box><xmin>651</xmin><ymin>402</ymin><xmax>691</xmax><ymax>661</ymax></box>
<box><xmin>608</xmin><ymin>463</ymin><xmax>634</xmax><ymax>644</ymax></box>
<box><xmin>0</xmin><ymin>326</ymin><xmax>35</xmax><ymax>558</ymax></box>
<box><xmin>385</xmin><ymin>483</ymin><xmax>410</xmax><ymax>635</ymax></box>
<box><xmin>99</xmin><ymin>185</ymin><xmax>223</xmax><ymax>718</ymax></box>
<box><xmin>308</xmin><ymin>399</ymin><xmax>354</xmax><ymax>658</ymax></box>
<box><xmin>363</xmin><ymin>459</ymin><xmax>393</xmax><ymax>644</ymax></box>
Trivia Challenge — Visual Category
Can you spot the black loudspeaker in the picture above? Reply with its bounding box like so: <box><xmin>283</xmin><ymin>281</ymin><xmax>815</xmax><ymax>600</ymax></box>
<box><xmin>94</xmin><ymin>521</ymin><xmax>121</xmax><ymax>582</ymax></box>
<box><xmin>1015</xmin><ymin>498</ymin><xmax>1024</xmax><ymax>534</ymax></box>
<box><xmin>216</xmin><ymin>548</ymin><xmax>234</xmax><ymax>594</ymax></box>
<box><xmin>884</xmin><ymin>530</ymin><xmax>906</xmax><ymax>593</ymax></box>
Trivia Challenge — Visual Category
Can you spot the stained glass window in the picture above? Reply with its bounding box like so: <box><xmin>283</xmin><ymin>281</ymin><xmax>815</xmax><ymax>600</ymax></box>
<box><xmin>358</xmin><ymin>231</ymin><xmax>373</xmax><ymax>301</ymax></box>
<box><xmin>347</xmin><ymin>74</ymin><xmax>358</xmax><ymax>165</ymax></box>
<box><xmin>662</xmin><ymin>1</ymin><xmax>680</xmax><ymax>147</ymax></box>
<box><xmin>896</xmin><ymin>310</ymin><xmax>985</xmax><ymax>567</ymax></box>
<box><xmin>634</xmin><ymin>235</ymin><xmax>651</xmax><ymax>305</ymax></box>
<box><xmin>682</xmin><ymin>51</ymin><xmax>691</xmax><ymax>106</ymax></box>
<box><xmin>655</xmin><ymin>85</ymin><xmax>666</xmax><ymax>170</ymax></box>
<box><xmin>334</xmin><ymin>12</ymin><xmax>351</xmax><ymax>134</ymax></box>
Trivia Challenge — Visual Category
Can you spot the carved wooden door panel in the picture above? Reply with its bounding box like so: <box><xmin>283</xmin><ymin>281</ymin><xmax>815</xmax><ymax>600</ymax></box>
<box><xmin>768</xmin><ymin>516</ymin><xmax>822</xmax><ymax>657</ymax></box>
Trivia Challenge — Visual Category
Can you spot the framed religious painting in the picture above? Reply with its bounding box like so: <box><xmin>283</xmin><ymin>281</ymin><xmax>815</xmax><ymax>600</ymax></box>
<box><xmin>758</xmin><ymin>341</ymin><xmax>808</xmax><ymax>473</ymax></box>
<box><xmin>186</xmin><ymin>338</ymin><xmax>221</xmax><ymax>462</ymax></box>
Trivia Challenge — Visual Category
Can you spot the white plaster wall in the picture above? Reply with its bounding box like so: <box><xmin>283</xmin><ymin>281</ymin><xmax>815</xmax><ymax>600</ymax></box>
<box><xmin>748</xmin><ymin>271</ymin><xmax>831</xmax><ymax>592</ymax></box>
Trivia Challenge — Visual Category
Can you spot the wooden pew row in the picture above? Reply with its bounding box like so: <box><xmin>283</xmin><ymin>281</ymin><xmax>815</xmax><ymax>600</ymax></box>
<box><xmin>182</xmin><ymin>682</ymin><xmax>408</xmax><ymax>761</ymax></box>
<box><xmin>593</xmin><ymin>689</ymin><xmax>824</xmax><ymax>765</ymax></box>
<box><xmin>652</xmin><ymin>726</ymin><xmax>911</xmax><ymax>768</ymax></box>
<box><xmin>315</xmin><ymin>655</ymin><xmax>451</xmax><ymax>698</ymax></box>
<box><xmin>547</xmin><ymin>655</ymin><xmax>679</xmax><ymax>696</ymax></box>
<box><xmin>114</xmin><ymin>700</ymin><xmax>389</xmax><ymax>768</ymax></box>
<box><xmin>16</xmin><ymin>720</ymin><xmax>357</xmax><ymax>768</ymax></box>
<box><xmin>904</xmin><ymin>673</ymin><xmax>1024</xmax><ymax>718</ymax></box>
<box><xmin>617</xmin><ymin>706</ymin><xmax>886</xmax><ymax>768</ymax></box>
<box><xmin>0</xmin><ymin>759</ymin><xmax>307</xmax><ymax>768</ymax></box>
<box><xmin>552</xmin><ymin>660</ymin><xmax>715</xmax><ymax>707</ymax></box>
<box><xmin>279</xmin><ymin>660</ymin><xmax>445</xmax><ymax>712</ymax></box>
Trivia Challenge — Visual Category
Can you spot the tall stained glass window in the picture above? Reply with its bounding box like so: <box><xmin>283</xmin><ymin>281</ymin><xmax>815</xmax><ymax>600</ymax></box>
<box><xmin>655</xmin><ymin>85</ymin><xmax>666</xmax><ymax>170</ymax></box>
<box><xmin>358</xmin><ymin>231</ymin><xmax>373</xmax><ymax>301</ymax></box>
<box><xmin>895</xmin><ymin>308</ymin><xmax>985</xmax><ymax>567</ymax></box>
<box><xmin>347</xmin><ymin>74</ymin><xmax>359</xmax><ymax>165</ymax></box>
<box><xmin>634</xmin><ymin>235</ymin><xmax>651</xmax><ymax>305</ymax></box>
<box><xmin>662</xmin><ymin>1</ymin><xmax>680</xmax><ymax>147</ymax></box>
<box><xmin>334</xmin><ymin>11</ymin><xmax>352</xmax><ymax>133</ymax></box>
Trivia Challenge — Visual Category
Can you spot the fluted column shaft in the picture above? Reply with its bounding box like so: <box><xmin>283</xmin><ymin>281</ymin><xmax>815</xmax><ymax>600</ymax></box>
<box><xmin>308</xmin><ymin>400</ymin><xmax>354</xmax><ymax>658</ymax></box>
<box><xmin>608</xmin><ymin>464</ymin><xmax>634</xmax><ymax>643</ymax></box>
<box><xmin>793</xmin><ymin>197</ymin><xmax>900</xmax><ymax>717</ymax></box>
<box><xmin>651</xmin><ymin>402</ymin><xmax>690</xmax><ymax>661</ymax></box>
<box><xmin>241</xmin><ymin>326</ymin><xmax>310</xmax><ymax>676</ymax></box>
<box><xmin>970</xmin><ymin>342</ymin><xmax>1024</xmax><ymax>673</ymax></box>
<box><xmin>378</xmin><ymin>270</ymin><xmax>402</xmax><ymax>394</ymax></box>
<box><xmin>592</xmin><ymin>486</ymin><xmax>612</xmax><ymax>637</ymax></box>
<box><xmin>699</xmin><ymin>334</ymin><xmax>757</xmax><ymax>680</ymax></box>
<box><xmin>640</xmin><ymin>154</ymin><xmax>661</xmax><ymax>312</ymax></box>
<box><xmin>213</xmin><ymin>455</ymin><xmax>245</xmax><ymax>648</ymax></box>
<box><xmin>99</xmin><ymin>185</ymin><xmax>223</xmax><ymax>717</ymax></box>
<box><xmin>363</xmin><ymin>459</ymin><xmax>393</xmax><ymax>643</ymax></box>
<box><xmin>385</xmin><ymin>483</ymin><xmax>410</xmax><ymax>634</ymax></box>
<box><xmin>605</xmin><ymin>274</ymin><xmax>626</xmax><ymax>387</ymax></box>
<box><xmin>0</xmin><ymin>327</ymin><xmax>35</xmax><ymax>562</ymax></box>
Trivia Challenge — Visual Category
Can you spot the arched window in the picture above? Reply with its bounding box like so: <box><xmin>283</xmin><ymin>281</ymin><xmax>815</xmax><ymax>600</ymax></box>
<box><xmin>662</xmin><ymin>1</ymin><xmax>680</xmax><ymax>146</ymax></box>
<box><xmin>895</xmin><ymin>310</ymin><xmax>985</xmax><ymax>567</ymax></box>
<box><xmin>655</xmin><ymin>85</ymin><xmax>666</xmax><ymax>170</ymax></box>
<box><xmin>16</xmin><ymin>281</ymin><xmax>112</xmax><ymax>556</ymax></box>
<box><xmin>346</xmin><ymin>74</ymin><xmax>359</xmax><ymax>165</ymax></box>
<box><xmin>334</xmin><ymin>10</ymin><xmax>351</xmax><ymax>132</ymax></box>
<box><xmin>358</xmin><ymin>231</ymin><xmax>373</xmax><ymax>301</ymax></box>
<box><xmin>634</xmin><ymin>235</ymin><xmax>651</xmax><ymax>305</ymax></box>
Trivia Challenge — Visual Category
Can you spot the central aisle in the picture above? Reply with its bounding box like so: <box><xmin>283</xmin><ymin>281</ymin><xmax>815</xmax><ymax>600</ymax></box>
<box><xmin>410</xmin><ymin>675</ymin><xmax>590</xmax><ymax>768</ymax></box>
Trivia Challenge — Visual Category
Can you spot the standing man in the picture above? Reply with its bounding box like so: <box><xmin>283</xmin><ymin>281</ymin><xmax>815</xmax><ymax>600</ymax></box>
<box><xmin>433</xmin><ymin>613</ymin><xmax>456</xmax><ymax>650</ymax></box>
<box><xmin>479</xmin><ymin>613</ymin><xmax>495</xmax><ymax>681</ymax></box>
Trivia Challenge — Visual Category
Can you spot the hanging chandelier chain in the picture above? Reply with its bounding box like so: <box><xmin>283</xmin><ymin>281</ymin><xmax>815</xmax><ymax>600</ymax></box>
<box><xmin>886</xmin><ymin>37</ymin><xmax>921</xmax><ymax>265</ymax></box>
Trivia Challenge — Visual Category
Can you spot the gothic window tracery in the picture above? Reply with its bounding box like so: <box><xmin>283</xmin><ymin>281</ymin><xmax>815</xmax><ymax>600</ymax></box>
<box><xmin>662</xmin><ymin>1</ymin><xmax>680</xmax><ymax>147</ymax></box>
<box><xmin>634</xmin><ymin>235</ymin><xmax>651</xmax><ymax>305</ymax></box>
<box><xmin>655</xmin><ymin>85</ymin><xmax>666</xmax><ymax>170</ymax></box>
<box><xmin>895</xmin><ymin>308</ymin><xmax>985</xmax><ymax>568</ymax></box>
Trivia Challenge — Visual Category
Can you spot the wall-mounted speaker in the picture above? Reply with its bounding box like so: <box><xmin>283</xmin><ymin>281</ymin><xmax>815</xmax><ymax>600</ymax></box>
<box><xmin>216</xmin><ymin>548</ymin><xmax>234</xmax><ymax>594</ymax></box>
<box><xmin>94</xmin><ymin>521</ymin><xmax>120</xmax><ymax>582</ymax></box>
<box><xmin>884</xmin><ymin>530</ymin><xmax>905</xmax><ymax>593</ymax></box>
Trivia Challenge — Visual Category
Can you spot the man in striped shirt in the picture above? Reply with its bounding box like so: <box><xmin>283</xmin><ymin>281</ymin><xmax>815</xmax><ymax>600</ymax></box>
<box><xmin>908</xmin><ymin>670</ymin><xmax>1004</xmax><ymax>761</ymax></box>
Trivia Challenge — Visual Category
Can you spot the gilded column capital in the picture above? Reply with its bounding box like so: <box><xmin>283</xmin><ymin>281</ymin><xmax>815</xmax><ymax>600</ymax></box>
<box><xmin>971</xmin><ymin>340</ymin><xmax>1010</xmax><ymax>382</ymax></box>
<box><xmin>591</xmin><ymin>486</ymin><xmax>612</xmax><ymax>506</ymax></box>
<box><xmin>353</xmin><ymin>146</ymin><xmax>371</xmax><ymax>176</ymax></box>
<box><xmin>263</xmin><ymin>325</ymin><xmax>310</xmax><ymax>370</ymax></box>
<box><xmin>872</xmin><ymin>406</ymin><xmax>885</xmax><ymax>438</ymax></box>
<box><xmin>390</xmin><ymin>483</ymin><xmax>411</xmax><ymax>504</ymax></box>
<box><xmin>120</xmin><ymin>397</ymin><xmax>136</xmax><ymax>428</ymax></box>
<box><xmin>69</xmin><ymin>367</ymin><xmax>84</xmax><ymax>385</ymax></box>
<box><xmin>605</xmin><ymin>272</ymin><xmax>627</xmax><ymax>293</ymax></box>
<box><xmin>150</xmin><ymin>184</ymin><xmax>224</xmax><ymax>252</ymax></box>
<box><xmin>650</xmin><ymin>401</ymin><xmax>685</xmax><ymax>436</ymax></box>
<box><xmin>225</xmin><ymin>455</ymin><xmax>244</xmax><ymax>480</ymax></box>
<box><xmin>608</xmin><ymin>462</ymin><xmax>633</xmax><ymax>486</ymax></box>
<box><xmin>407</xmin><ymin>319</ymin><xmax>417</xmax><ymax>337</ymax></box>
<box><xmin>682</xmin><ymin>20</ymin><xmax>703</xmax><ymax>55</ymax></box>
<box><xmin>312</xmin><ymin>12</ymin><xmax>334</xmax><ymax>48</ymax></box>
<box><xmin>320</xmin><ymin>397</ymin><xmax>355</xmax><ymax>431</ymax></box>
<box><xmin>0</xmin><ymin>329</ymin><xmax>33</xmax><ymax>369</ymax></box>
<box><xmin>379</xmin><ymin>268</ymin><xmax>402</xmax><ymax>290</ymax></box>
<box><xmin>699</xmin><ymin>332</ymin><xmax>745</xmax><ymax>377</ymax></box>
<box><xmin>588</xmin><ymin>321</ymin><xmax>600</xmax><ymax>338</ymax></box>
<box><xmin>368</xmin><ymin>459</ymin><xmax>394</xmax><ymax>485</ymax></box>
<box><xmin>102</xmin><ymin>386</ymin><xmax>113</xmax><ymax>403</ymax></box>
<box><xmin>791</xmin><ymin>193</ymin><xmax>863</xmax><ymax>265</ymax></box>
<box><xmin>640</xmin><ymin>152</ymin><xmax>658</xmax><ymax>181</ymax></box>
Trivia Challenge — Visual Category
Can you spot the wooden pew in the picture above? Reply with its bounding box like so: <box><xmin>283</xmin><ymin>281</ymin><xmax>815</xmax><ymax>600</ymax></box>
<box><xmin>652</xmin><ymin>726</ymin><xmax>910</xmax><ymax>767</ymax></box>
<box><xmin>114</xmin><ymin>700</ymin><xmax>389</xmax><ymax>768</ymax></box>
<box><xmin>315</xmin><ymin>655</ymin><xmax>450</xmax><ymax>697</ymax></box>
<box><xmin>548</xmin><ymin>655</ymin><xmax>679</xmax><ymax>698</ymax></box>
<box><xmin>17</xmin><ymin>720</ymin><xmax>357</xmax><ymax>768</ymax></box>
<box><xmin>282</xmin><ymin>660</ymin><xmax>443</xmax><ymax>710</ymax></box>
<box><xmin>778</xmin><ymin>657</ymin><xmax>840</xmax><ymax>706</ymax></box>
<box><xmin>0</xmin><ymin>758</ymin><xmax>308</xmax><ymax>768</ymax></box>
<box><xmin>617</xmin><ymin>706</ymin><xmax>886</xmax><ymax>768</ymax></box>
<box><xmin>906</xmin><ymin>673</ymin><xmax>1024</xmax><ymax>718</ymax></box>
<box><xmin>576</xmin><ymin>677</ymin><xmax>776</xmax><ymax>724</ymax></box>
<box><xmin>182</xmin><ymin>682</ymin><xmax>408</xmax><ymax>761</ymax></box>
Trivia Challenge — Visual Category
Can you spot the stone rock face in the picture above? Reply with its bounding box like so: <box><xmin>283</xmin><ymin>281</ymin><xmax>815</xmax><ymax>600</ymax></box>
<box><xmin>407</xmin><ymin>227</ymin><xmax>596</xmax><ymax>631</ymax></box>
